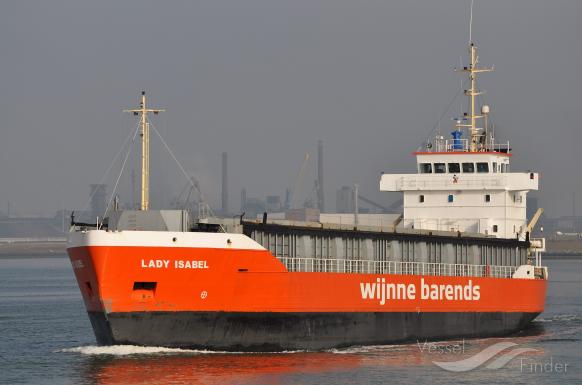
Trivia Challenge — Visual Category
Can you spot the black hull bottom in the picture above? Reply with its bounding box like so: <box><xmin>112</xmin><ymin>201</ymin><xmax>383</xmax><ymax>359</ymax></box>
<box><xmin>88</xmin><ymin>311</ymin><xmax>540</xmax><ymax>352</ymax></box>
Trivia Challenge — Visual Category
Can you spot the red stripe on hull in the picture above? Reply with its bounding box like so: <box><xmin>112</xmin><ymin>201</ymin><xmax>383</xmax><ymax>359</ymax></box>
<box><xmin>68</xmin><ymin>245</ymin><xmax>546</xmax><ymax>314</ymax></box>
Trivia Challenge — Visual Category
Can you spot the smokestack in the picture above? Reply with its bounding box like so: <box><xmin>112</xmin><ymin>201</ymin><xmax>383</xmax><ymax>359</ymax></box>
<box><xmin>353</xmin><ymin>184</ymin><xmax>359</xmax><ymax>226</ymax></box>
<box><xmin>241</xmin><ymin>188</ymin><xmax>247</xmax><ymax>212</ymax></box>
<box><xmin>222</xmin><ymin>152</ymin><xmax>228</xmax><ymax>214</ymax></box>
<box><xmin>317</xmin><ymin>140</ymin><xmax>324</xmax><ymax>212</ymax></box>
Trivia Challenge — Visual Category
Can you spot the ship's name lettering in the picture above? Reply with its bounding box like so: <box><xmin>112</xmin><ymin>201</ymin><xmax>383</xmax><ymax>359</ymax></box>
<box><xmin>140</xmin><ymin>259</ymin><xmax>209</xmax><ymax>269</ymax></box>
<box><xmin>360</xmin><ymin>277</ymin><xmax>480</xmax><ymax>305</ymax></box>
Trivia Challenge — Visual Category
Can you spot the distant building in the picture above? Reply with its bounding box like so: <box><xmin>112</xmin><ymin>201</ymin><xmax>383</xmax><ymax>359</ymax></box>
<box><xmin>0</xmin><ymin>216</ymin><xmax>66</xmax><ymax>238</ymax></box>
<box><xmin>241</xmin><ymin>194</ymin><xmax>265</xmax><ymax>219</ymax></box>
<box><xmin>286</xmin><ymin>208</ymin><xmax>320</xmax><ymax>222</ymax></box>
<box><xmin>240</xmin><ymin>190</ymin><xmax>285</xmax><ymax>218</ymax></box>
<box><xmin>265</xmin><ymin>196</ymin><xmax>282</xmax><ymax>212</ymax></box>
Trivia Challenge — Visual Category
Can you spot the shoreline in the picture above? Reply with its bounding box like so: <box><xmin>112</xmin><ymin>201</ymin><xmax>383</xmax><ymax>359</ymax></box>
<box><xmin>0</xmin><ymin>241</ymin><xmax>67</xmax><ymax>258</ymax></box>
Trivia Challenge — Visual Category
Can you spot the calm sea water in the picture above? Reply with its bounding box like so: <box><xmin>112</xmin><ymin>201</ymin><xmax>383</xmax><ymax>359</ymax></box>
<box><xmin>0</xmin><ymin>256</ymin><xmax>580</xmax><ymax>385</ymax></box>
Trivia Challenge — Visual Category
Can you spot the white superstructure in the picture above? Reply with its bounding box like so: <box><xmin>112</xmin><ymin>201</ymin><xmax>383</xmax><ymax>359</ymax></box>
<box><xmin>380</xmin><ymin>41</ymin><xmax>539</xmax><ymax>240</ymax></box>
<box><xmin>381</xmin><ymin>151</ymin><xmax>538</xmax><ymax>239</ymax></box>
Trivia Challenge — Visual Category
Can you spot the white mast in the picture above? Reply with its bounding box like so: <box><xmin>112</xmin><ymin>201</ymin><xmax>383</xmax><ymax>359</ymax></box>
<box><xmin>124</xmin><ymin>92</ymin><xmax>164</xmax><ymax>211</ymax></box>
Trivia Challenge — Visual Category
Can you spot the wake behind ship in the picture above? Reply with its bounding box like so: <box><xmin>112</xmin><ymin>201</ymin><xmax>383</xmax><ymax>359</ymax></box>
<box><xmin>67</xmin><ymin>31</ymin><xmax>547</xmax><ymax>351</ymax></box>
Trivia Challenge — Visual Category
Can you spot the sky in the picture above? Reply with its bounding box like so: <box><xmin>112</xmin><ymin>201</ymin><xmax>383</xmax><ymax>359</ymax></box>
<box><xmin>0</xmin><ymin>0</ymin><xmax>580</xmax><ymax>218</ymax></box>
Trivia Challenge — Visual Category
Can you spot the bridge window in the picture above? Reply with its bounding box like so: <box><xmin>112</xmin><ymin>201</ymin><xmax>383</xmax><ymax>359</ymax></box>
<box><xmin>434</xmin><ymin>163</ymin><xmax>446</xmax><ymax>173</ymax></box>
<box><xmin>493</xmin><ymin>225</ymin><xmax>498</xmax><ymax>233</ymax></box>
<box><xmin>462</xmin><ymin>162</ymin><xmax>474</xmax><ymax>173</ymax></box>
<box><xmin>476</xmin><ymin>162</ymin><xmax>489</xmax><ymax>173</ymax></box>
<box><xmin>485</xmin><ymin>194</ymin><xmax>491</xmax><ymax>202</ymax></box>
<box><xmin>492</xmin><ymin>162</ymin><xmax>497</xmax><ymax>173</ymax></box>
<box><xmin>419</xmin><ymin>163</ymin><xmax>432</xmax><ymax>173</ymax></box>
<box><xmin>419</xmin><ymin>195</ymin><xmax>425</xmax><ymax>203</ymax></box>
<box><xmin>448</xmin><ymin>194</ymin><xmax>454</xmax><ymax>203</ymax></box>
<box><xmin>448</xmin><ymin>163</ymin><xmax>460</xmax><ymax>173</ymax></box>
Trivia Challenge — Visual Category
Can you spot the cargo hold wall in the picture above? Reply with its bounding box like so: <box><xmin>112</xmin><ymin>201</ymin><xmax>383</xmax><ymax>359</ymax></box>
<box><xmin>242</xmin><ymin>222</ymin><xmax>529</xmax><ymax>268</ymax></box>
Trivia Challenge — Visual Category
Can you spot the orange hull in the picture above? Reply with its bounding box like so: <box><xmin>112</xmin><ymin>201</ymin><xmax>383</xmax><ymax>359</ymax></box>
<box><xmin>67</xmin><ymin>230</ymin><xmax>546</xmax><ymax>350</ymax></box>
<box><xmin>68</xmin><ymin>245</ymin><xmax>546</xmax><ymax>314</ymax></box>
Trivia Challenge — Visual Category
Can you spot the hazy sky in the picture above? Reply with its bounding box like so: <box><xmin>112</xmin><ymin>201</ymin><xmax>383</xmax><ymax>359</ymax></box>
<box><xmin>0</xmin><ymin>0</ymin><xmax>580</xmax><ymax>217</ymax></box>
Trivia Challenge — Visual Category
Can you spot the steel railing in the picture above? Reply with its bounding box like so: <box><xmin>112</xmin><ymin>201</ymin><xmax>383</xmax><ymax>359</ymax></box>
<box><xmin>433</xmin><ymin>139</ymin><xmax>510</xmax><ymax>153</ymax></box>
<box><xmin>277</xmin><ymin>257</ymin><xmax>518</xmax><ymax>278</ymax></box>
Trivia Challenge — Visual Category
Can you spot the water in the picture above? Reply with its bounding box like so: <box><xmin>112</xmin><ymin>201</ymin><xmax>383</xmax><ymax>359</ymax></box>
<box><xmin>0</xmin><ymin>257</ymin><xmax>580</xmax><ymax>385</ymax></box>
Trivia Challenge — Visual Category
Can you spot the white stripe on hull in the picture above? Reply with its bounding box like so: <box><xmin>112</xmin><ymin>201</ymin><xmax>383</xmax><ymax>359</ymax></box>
<box><xmin>67</xmin><ymin>230</ymin><xmax>266</xmax><ymax>250</ymax></box>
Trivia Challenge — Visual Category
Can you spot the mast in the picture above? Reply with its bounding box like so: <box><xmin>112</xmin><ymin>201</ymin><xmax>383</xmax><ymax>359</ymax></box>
<box><xmin>124</xmin><ymin>92</ymin><xmax>164</xmax><ymax>211</ymax></box>
<box><xmin>456</xmin><ymin>42</ymin><xmax>493</xmax><ymax>152</ymax></box>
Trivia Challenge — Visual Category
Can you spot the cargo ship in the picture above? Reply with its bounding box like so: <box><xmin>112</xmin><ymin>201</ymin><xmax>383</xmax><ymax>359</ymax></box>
<box><xmin>67</xmin><ymin>35</ymin><xmax>547</xmax><ymax>351</ymax></box>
